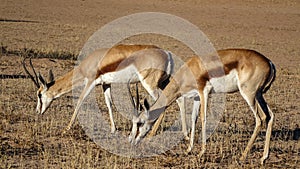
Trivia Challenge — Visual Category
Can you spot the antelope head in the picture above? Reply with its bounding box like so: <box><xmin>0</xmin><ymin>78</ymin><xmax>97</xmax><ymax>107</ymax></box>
<box><xmin>23</xmin><ymin>57</ymin><xmax>55</xmax><ymax>114</ymax></box>
<box><xmin>128</xmin><ymin>82</ymin><xmax>154</xmax><ymax>144</ymax></box>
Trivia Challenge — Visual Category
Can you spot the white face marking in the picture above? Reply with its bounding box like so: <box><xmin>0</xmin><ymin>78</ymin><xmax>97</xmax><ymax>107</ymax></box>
<box><xmin>209</xmin><ymin>69</ymin><xmax>239</xmax><ymax>93</ymax></box>
<box><xmin>36</xmin><ymin>96</ymin><xmax>42</xmax><ymax>113</ymax></box>
<box><xmin>40</xmin><ymin>94</ymin><xmax>53</xmax><ymax>114</ymax></box>
<box><xmin>36</xmin><ymin>88</ymin><xmax>53</xmax><ymax>114</ymax></box>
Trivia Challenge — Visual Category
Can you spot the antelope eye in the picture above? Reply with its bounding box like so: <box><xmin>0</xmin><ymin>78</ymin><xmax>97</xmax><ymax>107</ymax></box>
<box><xmin>38</xmin><ymin>93</ymin><xmax>42</xmax><ymax>98</ymax></box>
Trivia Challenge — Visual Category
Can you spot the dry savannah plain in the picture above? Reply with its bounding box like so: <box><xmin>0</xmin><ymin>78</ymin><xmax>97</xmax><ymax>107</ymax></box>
<box><xmin>0</xmin><ymin>0</ymin><xmax>299</xmax><ymax>168</ymax></box>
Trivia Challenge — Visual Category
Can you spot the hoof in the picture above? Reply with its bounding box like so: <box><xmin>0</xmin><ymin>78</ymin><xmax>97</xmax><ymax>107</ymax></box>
<box><xmin>260</xmin><ymin>157</ymin><xmax>266</xmax><ymax>165</ymax></box>
<box><xmin>185</xmin><ymin>146</ymin><xmax>192</xmax><ymax>155</ymax></box>
<box><xmin>239</xmin><ymin>156</ymin><xmax>246</xmax><ymax>163</ymax></box>
<box><xmin>62</xmin><ymin>127</ymin><xmax>70</xmax><ymax>136</ymax></box>
<box><xmin>198</xmin><ymin>149</ymin><xmax>205</xmax><ymax>158</ymax></box>
<box><xmin>184</xmin><ymin>136</ymin><xmax>190</xmax><ymax>141</ymax></box>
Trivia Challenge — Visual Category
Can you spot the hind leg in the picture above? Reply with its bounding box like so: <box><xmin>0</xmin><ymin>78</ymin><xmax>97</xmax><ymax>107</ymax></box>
<box><xmin>239</xmin><ymin>87</ymin><xmax>263</xmax><ymax>162</ymax></box>
<box><xmin>256</xmin><ymin>91</ymin><xmax>274</xmax><ymax>165</ymax></box>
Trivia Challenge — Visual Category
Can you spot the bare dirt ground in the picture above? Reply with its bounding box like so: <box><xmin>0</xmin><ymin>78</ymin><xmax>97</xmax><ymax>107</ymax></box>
<box><xmin>0</xmin><ymin>0</ymin><xmax>299</xmax><ymax>168</ymax></box>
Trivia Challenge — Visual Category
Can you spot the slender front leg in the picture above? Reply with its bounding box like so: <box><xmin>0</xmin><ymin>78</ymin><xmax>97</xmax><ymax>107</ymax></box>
<box><xmin>103</xmin><ymin>84</ymin><xmax>116</xmax><ymax>133</ymax></box>
<box><xmin>187</xmin><ymin>96</ymin><xmax>200</xmax><ymax>153</ymax></box>
<box><xmin>64</xmin><ymin>80</ymin><xmax>95</xmax><ymax>132</ymax></box>
<box><xmin>199</xmin><ymin>89</ymin><xmax>209</xmax><ymax>157</ymax></box>
<box><xmin>177</xmin><ymin>97</ymin><xmax>189</xmax><ymax>140</ymax></box>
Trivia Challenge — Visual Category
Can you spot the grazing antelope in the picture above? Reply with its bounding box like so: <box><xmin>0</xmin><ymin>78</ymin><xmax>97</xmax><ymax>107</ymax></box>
<box><xmin>131</xmin><ymin>49</ymin><xmax>276</xmax><ymax>164</ymax></box>
<box><xmin>23</xmin><ymin>44</ymin><xmax>174</xmax><ymax>133</ymax></box>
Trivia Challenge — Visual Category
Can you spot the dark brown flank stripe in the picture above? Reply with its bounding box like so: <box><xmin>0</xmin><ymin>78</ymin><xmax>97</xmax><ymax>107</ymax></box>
<box><xmin>96</xmin><ymin>45</ymin><xmax>160</xmax><ymax>78</ymax></box>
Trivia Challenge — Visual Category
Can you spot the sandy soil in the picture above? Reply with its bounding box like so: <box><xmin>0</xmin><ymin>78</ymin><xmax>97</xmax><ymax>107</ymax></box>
<box><xmin>1</xmin><ymin>0</ymin><xmax>299</xmax><ymax>66</ymax></box>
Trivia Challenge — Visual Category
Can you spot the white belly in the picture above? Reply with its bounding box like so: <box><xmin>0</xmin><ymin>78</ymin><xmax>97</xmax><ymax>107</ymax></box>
<box><xmin>95</xmin><ymin>65</ymin><xmax>140</xmax><ymax>84</ymax></box>
<box><xmin>209</xmin><ymin>69</ymin><xmax>239</xmax><ymax>93</ymax></box>
<box><xmin>182</xmin><ymin>89</ymin><xmax>200</xmax><ymax>98</ymax></box>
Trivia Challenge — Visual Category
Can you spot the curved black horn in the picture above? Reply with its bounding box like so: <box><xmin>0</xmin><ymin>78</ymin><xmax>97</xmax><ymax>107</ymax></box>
<box><xmin>135</xmin><ymin>83</ymin><xmax>139</xmax><ymax>111</ymax></box>
<box><xmin>22</xmin><ymin>57</ymin><xmax>40</xmax><ymax>88</ymax></box>
<box><xmin>128</xmin><ymin>81</ymin><xmax>141</xmax><ymax>115</ymax></box>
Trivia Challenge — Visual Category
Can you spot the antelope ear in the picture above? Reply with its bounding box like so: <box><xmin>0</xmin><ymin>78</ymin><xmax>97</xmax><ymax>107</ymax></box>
<box><xmin>38</xmin><ymin>73</ymin><xmax>47</xmax><ymax>88</ymax></box>
<box><xmin>48</xmin><ymin>69</ymin><xmax>54</xmax><ymax>82</ymax></box>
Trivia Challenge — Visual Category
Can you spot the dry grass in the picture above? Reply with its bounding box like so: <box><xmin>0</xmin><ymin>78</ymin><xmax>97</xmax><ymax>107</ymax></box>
<box><xmin>0</xmin><ymin>53</ymin><xmax>299</xmax><ymax>168</ymax></box>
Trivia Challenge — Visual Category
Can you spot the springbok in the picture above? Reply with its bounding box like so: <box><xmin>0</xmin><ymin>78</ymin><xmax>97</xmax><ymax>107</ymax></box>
<box><xmin>130</xmin><ymin>49</ymin><xmax>276</xmax><ymax>164</ymax></box>
<box><xmin>23</xmin><ymin>44</ymin><xmax>174</xmax><ymax>133</ymax></box>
